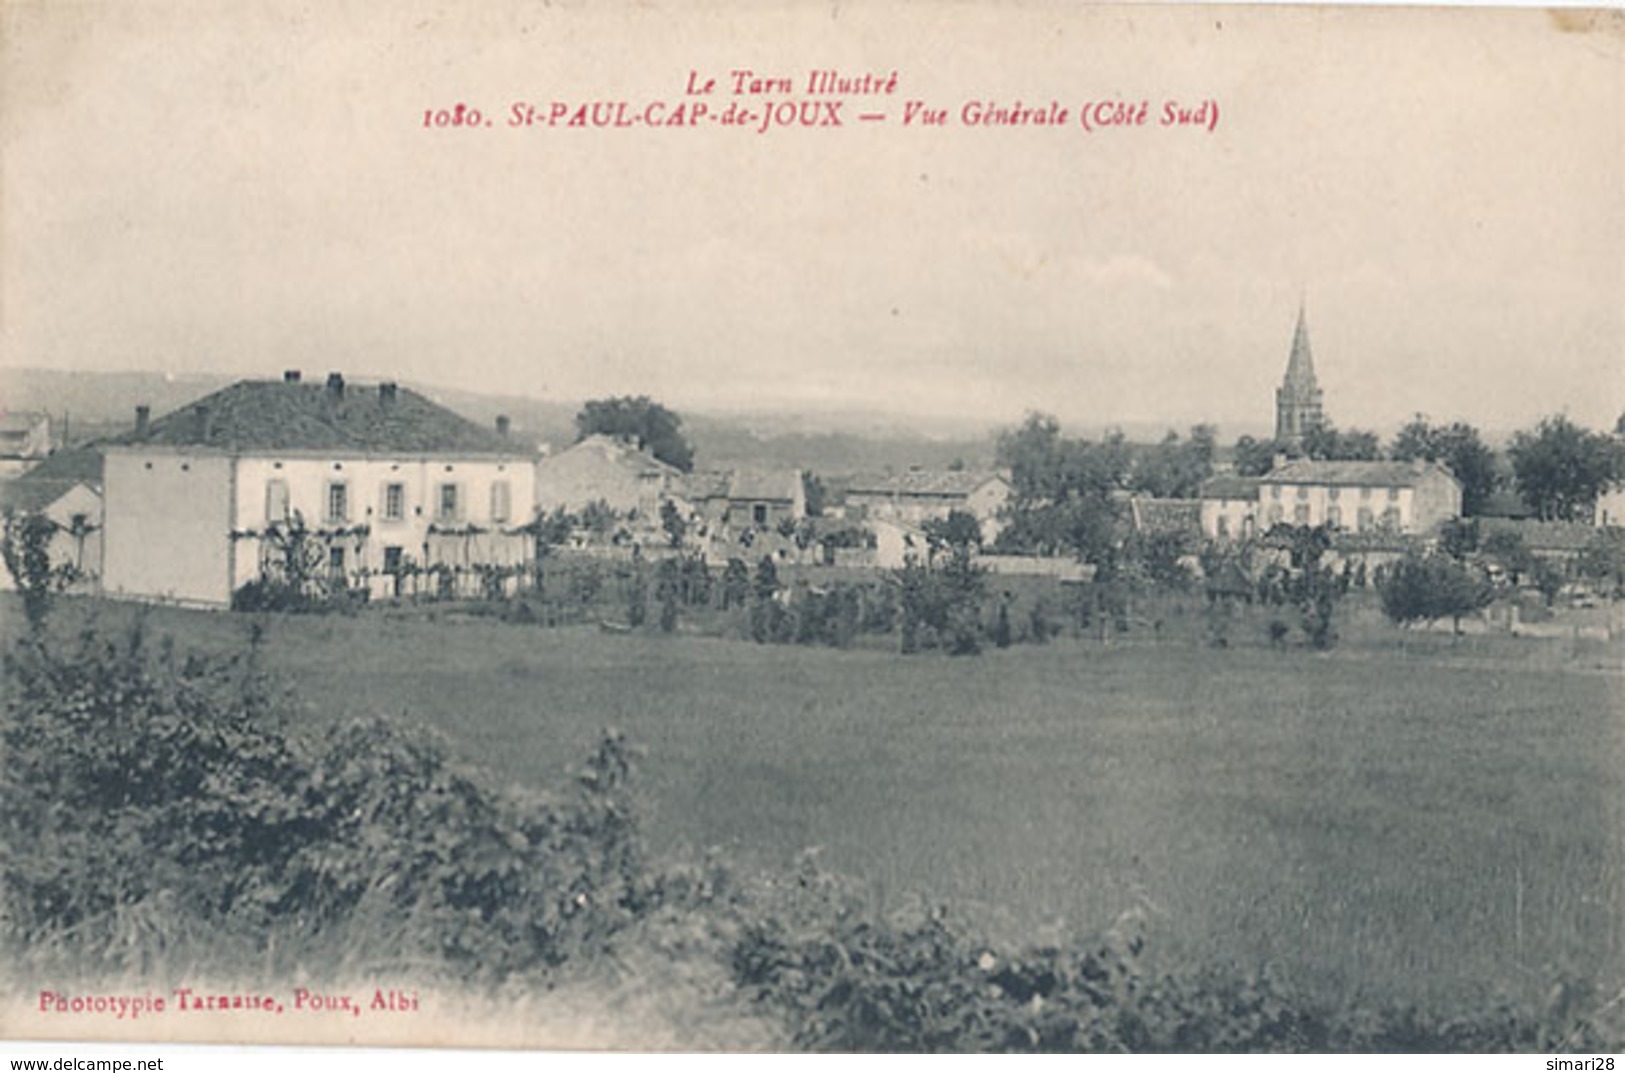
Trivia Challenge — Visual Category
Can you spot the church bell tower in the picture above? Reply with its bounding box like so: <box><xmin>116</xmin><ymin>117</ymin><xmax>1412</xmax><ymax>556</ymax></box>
<box><xmin>1274</xmin><ymin>302</ymin><xmax>1325</xmax><ymax>449</ymax></box>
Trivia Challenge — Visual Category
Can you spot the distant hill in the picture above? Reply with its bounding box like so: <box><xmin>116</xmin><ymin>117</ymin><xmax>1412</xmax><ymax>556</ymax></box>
<box><xmin>0</xmin><ymin>367</ymin><xmax>1001</xmax><ymax>475</ymax></box>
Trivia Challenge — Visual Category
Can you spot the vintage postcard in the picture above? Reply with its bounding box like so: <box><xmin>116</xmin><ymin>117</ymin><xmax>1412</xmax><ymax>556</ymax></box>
<box><xmin>1</xmin><ymin>0</ymin><xmax>1622</xmax><ymax>1056</ymax></box>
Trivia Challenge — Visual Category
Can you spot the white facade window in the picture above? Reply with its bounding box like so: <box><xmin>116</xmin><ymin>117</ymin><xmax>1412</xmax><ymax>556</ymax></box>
<box><xmin>383</xmin><ymin>482</ymin><xmax>406</xmax><ymax>522</ymax></box>
<box><xmin>266</xmin><ymin>479</ymin><xmax>290</xmax><ymax>523</ymax></box>
<box><xmin>1326</xmin><ymin>505</ymin><xmax>1342</xmax><ymax>528</ymax></box>
<box><xmin>1357</xmin><ymin>507</ymin><xmax>1374</xmax><ymax>531</ymax></box>
<box><xmin>491</xmin><ymin>481</ymin><xmax>511</xmax><ymax>523</ymax></box>
<box><xmin>326</xmin><ymin>481</ymin><xmax>349</xmax><ymax>523</ymax></box>
<box><xmin>437</xmin><ymin>482</ymin><xmax>461</xmax><ymax>522</ymax></box>
<box><xmin>1293</xmin><ymin>503</ymin><xmax>1311</xmax><ymax>525</ymax></box>
<box><xmin>329</xmin><ymin>546</ymin><xmax>345</xmax><ymax>577</ymax></box>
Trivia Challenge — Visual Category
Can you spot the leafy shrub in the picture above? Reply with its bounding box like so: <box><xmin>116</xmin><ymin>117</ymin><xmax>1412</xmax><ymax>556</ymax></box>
<box><xmin>0</xmin><ymin>617</ymin><xmax>649</xmax><ymax>981</ymax></box>
<box><xmin>727</xmin><ymin>858</ymin><xmax>1624</xmax><ymax>1053</ymax></box>
<box><xmin>1379</xmin><ymin>553</ymin><xmax>1494</xmax><ymax>632</ymax></box>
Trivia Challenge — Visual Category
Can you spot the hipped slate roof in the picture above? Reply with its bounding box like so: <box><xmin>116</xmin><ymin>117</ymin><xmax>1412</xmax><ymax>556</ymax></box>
<box><xmin>0</xmin><ymin>447</ymin><xmax>105</xmax><ymax>514</ymax></box>
<box><xmin>1200</xmin><ymin>475</ymin><xmax>1261</xmax><ymax>501</ymax></box>
<box><xmin>727</xmin><ymin>469</ymin><xmax>800</xmax><ymax>502</ymax></box>
<box><xmin>553</xmin><ymin>435</ymin><xmax>681</xmax><ymax>478</ymax></box>
<box><xmin>1262</xmin><ymin>459</ymin><xmax>1455</xmax><ymax>488</ymax></box>
<box><xmin>112</xmin><ymin>379</ymin><xmax>519</xmax><ymax>455</ymax></box>
<box><xmin>681</xmin><ymin>468</ymin><xmax>799</xmax><ymax>503</ymax></box>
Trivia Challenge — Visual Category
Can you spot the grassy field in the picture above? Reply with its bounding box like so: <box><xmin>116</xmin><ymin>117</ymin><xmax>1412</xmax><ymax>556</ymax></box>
<box><xmin>11</xmin><ymin>596</ymin><xmax>1624</xmax><ymax>1012</ymax></box>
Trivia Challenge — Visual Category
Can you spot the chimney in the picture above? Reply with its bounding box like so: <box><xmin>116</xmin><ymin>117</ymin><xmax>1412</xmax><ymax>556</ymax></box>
<box><xmin>379</xmin><ymin>381</ymin><xmax>398</xmax><ymax>407</ymax></box>
<box><xmin>283</xmin><ymin>369</ymin><xmax>302</xmax><ymax>383</ymax></box>
<box><xmin>193</xmin><ymin>403</ymin><xmax>212</xmax><ymax>441</ymax></box>
<box><xmin>495</xmin><ymin>414</ymin><xmax>510</xmax><ymax>438</ymax></box>
<box><xmin>325</xmin><ymin>372</ymin><xmax>345</xmax><ymax>400</ymax></box>
<box><xmin>134</xmin><ymin>405</ymin><xmax>150</xmax><ymax>437</ymax></box>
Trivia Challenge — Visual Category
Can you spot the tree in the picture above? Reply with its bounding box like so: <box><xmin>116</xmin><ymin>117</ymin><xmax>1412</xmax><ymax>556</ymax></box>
<box><xmin>749</xmin><ymin>556</ymin><xmax>780</xmax><ymax>643</ymax></box>
<box><xmin>1302</xmin><ymin>424</ymin><xmax>1381</xmax><ymax>462</ymax></box>
<box><xmin>992</xmin><ymin>594</ymin><xmax>1013</xmax><ymax>649</ymax></box>
<box><xmin>1232</xmin><ymin>435</ymin><xmax>1284</xmax><ymax>478</ymax></box>
<box><xmin>1379</xmin><ymin>552</ymin><xmax>1494</xmax><ymax>633</ymax></box>
<box><xmin>655</xmin><ymin>558</ymin><xmax>681</xmax><ymax>632</ymax></box>
<box><xmin>1577</xmin><ymin>528</ymin><xmax>1625</xmax><ymax>597</ymax></box>
<box><xmin>575</xmin><ymin>396</ymin><xmax>695</xmax><ymax>473</ymax></box>
<box><xmin>720</xmin><ymin>557</ymin><xmax>751</xmax><ymax>610</ymax></box>
<box><xmin>1508</xmin><ymin>415</ymin><xmax>1616</xmax><ymax>522</ymax></box>
<box><xmin>624</xmin><ymin>562</ymin><xmax>648</xmax><ymax>628</ymax></box>
<box><xmin>922</xmin><ymin>509</ymin><xmax>983</xmax><ymax>555</ymax></box>
<box><xmin>1390</xmin><ymin>415</ymin><xmax>1498</xmax><ymax>517</ymax></box>
<box><xmin>580</xmin><ymin>499</ymin><xmax>617</xmax><ymax>538</ymax></box>
<box><xmin>659</xmin><ymin>499</ymin><xmax>686</xmax><ymax>549</ymax></box>
<box><xmin>939</xmin><ymin>544</ymin><xmax>987</xmax><ymax>656</ymax></box>
<box><xmin>1481</xmin><ymin>528</ymin><xmax>1534</xmax><ymax>584</ymax></box>
<box><xmin>2</xmin><ymin>512</ymin><xmax>61</xmax><ymax>632</ymax></box>
<box><xmin>994</xmin><ymin>412</ymin><xmax>1128</xmax><ymax>564</ymax></box>
<box><xmin>1123</xmin><ymin>529</ymin><xmax>1194</xmax><ymax>591</ymax></box>
<box><xmin>801</xmin><ymin>472</ymin><xmax>826</xmax><ymax>518</ymax></box>
<box><xmin>1130</xmin><ymin>426</ymin><xmax>1216</xmax><ymax>499</ymax></box>
<box><xmin>1438</xmin><ymin>518</ymin><xmax>1480</xmax><ymax>561</ymax></box>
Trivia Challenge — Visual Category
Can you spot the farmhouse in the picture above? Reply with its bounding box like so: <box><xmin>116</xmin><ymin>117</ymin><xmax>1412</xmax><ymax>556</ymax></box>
<box><xmin>689</xmin><ymin>468</ymin><xmax>805</xmax><ymax>532</ymax></box>
<box><xmin>534</xmin><ymin>433</ymin><xmax>681</xmax><ymax>517</ymax></box>
<box><xmin>1480</xmin><ymin>518</ymin><xmax>1599</xmax><ymax>568</ymax></box>
<box><xmin>1255</xmin><ymin>459</ymin><xmax>1462</xmax><ymax>535</ymax></box>
<box><xmin>0</xmin><ymin>446</ymin><xmax>104</xmax><ymax>593</ymax></box>
<box><xmin>844</xmin><ymin>469</ymin><xmax>1012</xmax><ymax>545</ymax></box>
<box><xmin>100</xmin><ymin>372</ymin><xmax>538</xmax><ymax>607</ymax></box>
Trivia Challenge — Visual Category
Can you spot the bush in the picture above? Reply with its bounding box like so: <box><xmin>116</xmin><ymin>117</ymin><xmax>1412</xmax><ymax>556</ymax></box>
<box><xmin>728</xmin><ymin>858</ymin><xmax>1623</xmax><ymax>1053</ymax></box>
<box><xmin>1379</xmin><ymin>553</ymin><xmax>1494</xmax><ymax>632</ymax></box>
<box><xmin>0</xmin><ymin>618</ymin><xmax>649</xmax><ymax>981</ymax></box>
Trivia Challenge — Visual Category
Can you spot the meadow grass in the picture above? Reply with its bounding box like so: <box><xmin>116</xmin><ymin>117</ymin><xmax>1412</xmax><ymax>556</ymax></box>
<box><xmin>16</xmin><ymin>596</ymin><xmax>1624</xmax><ymax>1014</ymax></box>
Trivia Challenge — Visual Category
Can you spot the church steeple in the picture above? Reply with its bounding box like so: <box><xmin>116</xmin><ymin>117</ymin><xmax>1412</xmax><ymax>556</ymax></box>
<box><xmin>1283</xmin><ymin>301</ymin><xmax>1316</xmax><ymax>389</ymax></box>
<box><xmin>1274</xmin><ymin>301</ymin><xmax>1325</xmax><ymax>449</ymax></box>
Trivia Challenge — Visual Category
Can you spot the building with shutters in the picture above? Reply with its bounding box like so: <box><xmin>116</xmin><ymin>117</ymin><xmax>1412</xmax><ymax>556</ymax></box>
<box><xmin>100</xmin><ymin>371</ymin><xmax>538</xmax><ymax>606</ymax></box>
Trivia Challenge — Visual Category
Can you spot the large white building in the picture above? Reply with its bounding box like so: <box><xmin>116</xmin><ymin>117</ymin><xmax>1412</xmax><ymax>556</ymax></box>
<box><xmin>101</xmin><ymin>372</ymin><xmax>538</xmax><ymax>606</ymax></box>
<box><xmin>1257</xmin><ymin>459</ymin><xmax>1461</xmax><ymax>536</ymax></box>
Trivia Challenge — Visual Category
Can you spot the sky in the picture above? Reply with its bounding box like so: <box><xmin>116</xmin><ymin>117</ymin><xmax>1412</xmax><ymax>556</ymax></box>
<box><xmin>2</xmin><ymin>2</ymin><xmax>1621</xmax><ymax>440</ymax></box>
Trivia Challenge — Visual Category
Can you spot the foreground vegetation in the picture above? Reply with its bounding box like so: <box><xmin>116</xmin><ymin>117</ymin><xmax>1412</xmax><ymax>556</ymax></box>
<box><xmin>2</xmin><ymin>596</ymin><xmax>1623</xmax><ymax>1050</ymax></box>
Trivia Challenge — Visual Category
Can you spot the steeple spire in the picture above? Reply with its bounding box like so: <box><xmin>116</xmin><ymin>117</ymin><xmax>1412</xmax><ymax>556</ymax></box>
<box><xmin>1274</xmin><ymin>300</ymin><xmax>1325</xmax><ymax>449</ymax></box>
<box><xmin>1283</xmin><ymin>300</ymin><xmax>1316</xmax><ymax>389</ymax></box>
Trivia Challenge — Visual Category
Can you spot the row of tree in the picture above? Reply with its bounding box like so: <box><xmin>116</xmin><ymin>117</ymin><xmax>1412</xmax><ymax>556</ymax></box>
<box><xmin>576</xmin><ymin>394</ymin><xmax>1624</xmax><ymax>536</ymax></box>
<box><xmin>991</xmin><ymin>410</ymin><xmax>1625</xmax><ymax>569</ymax></box>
